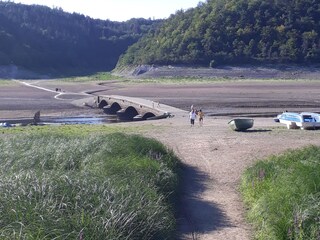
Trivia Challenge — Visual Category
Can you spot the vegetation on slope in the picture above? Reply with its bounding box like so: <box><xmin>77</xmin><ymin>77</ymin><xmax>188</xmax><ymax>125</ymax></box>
<box><xmin>0</xmin><ymin>1</ymin><xmax>162</xmax><ymax>75</ymax></box>
<box><xmin>118</xmin><ymin>0</ymin><xmax>320</xmax><ymax>67</ymax></box>
<box><xmin>241</xmin><ymin>145</ymin><xmax>320</xmax><ymax>240</ymax></box>
<box><xmin>0</xmin><ymin>131</ymin><xmax>180</xmax><ymax>239</ymax></box>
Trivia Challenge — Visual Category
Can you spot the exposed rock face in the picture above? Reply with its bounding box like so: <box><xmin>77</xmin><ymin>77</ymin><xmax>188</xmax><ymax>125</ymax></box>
<box><xmin>132</xmin><ymin>65</ymin><xmax>154</xmax><ymax>76</ymax></box>
<box><xmin>115</xmin><ymin>64</ymin><xmax>320</xmax><ymax>80</ymax></box>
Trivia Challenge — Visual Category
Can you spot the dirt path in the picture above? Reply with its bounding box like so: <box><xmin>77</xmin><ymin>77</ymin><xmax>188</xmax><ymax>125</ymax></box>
<box><xmin>142</xmin><ymin>114</ymin><xmax>320</xmax><ymax>240</ymax></box>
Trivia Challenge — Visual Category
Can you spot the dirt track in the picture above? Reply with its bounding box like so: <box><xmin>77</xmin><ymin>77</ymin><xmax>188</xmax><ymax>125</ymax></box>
<box><xmin>1</xmin><ymin>74</ymin><xmax>320</xmax><ymax>239</ymax></box>
<box><xmin>142</xmin><ymin>115</ymin><xmax>320</xmax><ymax>240</ymax></box>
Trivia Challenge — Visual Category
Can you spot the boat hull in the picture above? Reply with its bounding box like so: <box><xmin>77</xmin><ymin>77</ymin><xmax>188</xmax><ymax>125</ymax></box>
<box><xmin>228</xmin><ymin>118</ymin><xmax>254</xmax><ymax>131</ymax></box>
<box><xmin>297</xmin><ymin>122</ymin><xmax>320</xmax><ymax>130</ymax></box>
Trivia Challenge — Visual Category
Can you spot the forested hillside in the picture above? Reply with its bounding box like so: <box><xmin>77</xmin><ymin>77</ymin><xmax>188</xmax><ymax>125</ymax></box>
<box><xmin>118</xmin><ymin>0</ymin><xmax>320</xmax><ymax>67</ymax></box>
<box><xmin>0</xmin><ymin>1</ymin><xmax>161</xmax><ymax>75</ymax></box>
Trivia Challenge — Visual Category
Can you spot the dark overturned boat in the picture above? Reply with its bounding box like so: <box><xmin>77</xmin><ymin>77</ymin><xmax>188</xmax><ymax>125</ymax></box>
<box><xmin>228</xmin><ymin>118</ymin><xmax>254</xmax><ymax>131</ymax></box>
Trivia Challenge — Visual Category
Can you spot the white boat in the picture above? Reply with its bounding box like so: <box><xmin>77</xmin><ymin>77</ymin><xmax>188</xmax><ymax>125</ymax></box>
<box><xmin>275</xmin><ymin>112</ymin><xmax>320</xmax><ymax>130</ymax></box>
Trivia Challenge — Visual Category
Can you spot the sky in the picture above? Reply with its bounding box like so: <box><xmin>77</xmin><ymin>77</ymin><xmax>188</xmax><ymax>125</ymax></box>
<box><xmin>11</xmin><ymin>0</ymin><xmax>203</xmax><ymax>22</ymax></box>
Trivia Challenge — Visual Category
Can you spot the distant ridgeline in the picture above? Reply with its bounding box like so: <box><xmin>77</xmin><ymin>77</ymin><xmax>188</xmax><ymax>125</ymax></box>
<box><xmin>117</xmin><ymin>0</ymin><xmax>320</xmax><ymax>68</ymax></box>
<box><xmin>0</xmin><ymin>1</ymin><xmax>162</xmax><ymax>75</ymax></box>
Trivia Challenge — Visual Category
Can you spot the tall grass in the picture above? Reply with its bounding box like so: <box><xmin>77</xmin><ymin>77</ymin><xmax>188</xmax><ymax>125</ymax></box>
<box><xmin>0</xmin><ymin>132</ymin><xmax>180</xmax><ymax>239</ymax></box>
<box><xmin>241</xmin><ymin>145</ymin><xmax>320</xmax><ymax>240</ymax></box>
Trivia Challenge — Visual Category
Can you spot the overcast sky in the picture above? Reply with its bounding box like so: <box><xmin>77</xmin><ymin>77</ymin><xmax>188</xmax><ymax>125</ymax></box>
<box><xmin>10</xmin><ymin>0</ymin><xmax>203</xmax><ymax>21</ymax></box>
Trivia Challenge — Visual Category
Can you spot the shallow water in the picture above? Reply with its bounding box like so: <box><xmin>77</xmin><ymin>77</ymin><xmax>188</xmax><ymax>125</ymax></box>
<box><xmin>41</xmin><ymin>115</ymin><xmax>118</xmax><ymax>125</ymax></box>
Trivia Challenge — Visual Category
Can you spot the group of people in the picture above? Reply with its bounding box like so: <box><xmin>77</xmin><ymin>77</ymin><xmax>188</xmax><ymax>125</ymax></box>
<box><xmin>189</xmin><ymin>105</ymin><xmax>204</xmax><ymax>126</ymax></box>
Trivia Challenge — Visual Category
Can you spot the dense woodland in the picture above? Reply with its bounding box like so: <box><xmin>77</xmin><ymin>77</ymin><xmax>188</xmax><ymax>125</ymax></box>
<box><xmin>118</xmin><ymin>0</ymin><xmax>320</xmax><ymax>67</ymax></box>
<box><xmin>0</xmin><ymin>1</ymin><xmax>161</xmax><ymax>75</ymax></box>
<box><xmin>1</xmin><ymin>0</ymin><xmax>320</xmax><ymax>75</ymax></box>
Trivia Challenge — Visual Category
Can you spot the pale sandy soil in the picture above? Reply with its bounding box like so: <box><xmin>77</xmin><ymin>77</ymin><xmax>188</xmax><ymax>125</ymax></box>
<box><xmin>1</xmin><ymin>74</ymin><xmax>320</xmax><ymax>240</ymax></box>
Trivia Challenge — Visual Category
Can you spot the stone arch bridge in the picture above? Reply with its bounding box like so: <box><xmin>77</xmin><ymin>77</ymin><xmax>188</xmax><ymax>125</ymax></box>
<box><xmin>96</xmin><ymin>95</ymin><xmax>174</xmax><ymax>121</ymax></box>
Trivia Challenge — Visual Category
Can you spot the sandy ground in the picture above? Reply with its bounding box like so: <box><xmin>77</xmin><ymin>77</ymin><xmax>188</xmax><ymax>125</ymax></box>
<box><xmin>1</xmin><ymin>74</ymin><xmax>320</xmax><ymax>240</ymax></box>
<box><xmin>141</xmin><ymin>115</ymin><xmax>320</xmax><ymax>240</ymax></box>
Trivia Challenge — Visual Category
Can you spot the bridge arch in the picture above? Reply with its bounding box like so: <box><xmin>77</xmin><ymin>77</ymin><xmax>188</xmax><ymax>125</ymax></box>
<box><xmin>125</xmin><ymin>106</ymin><xmax>139</xmax><ymax>116</ymax></box>
<box><xmin>117</xmin><ymin>106</ymin><xmax>139</xmax><ymax>121</ymax></box>
<box><xmin>98</xmin><ymin>100</ymin><xmax>108</xmax><ymax>108</ymax></box>
<box><xmin>103</xmin><ymin>102</ymin><xmax>121</xmax><ymax>114</ymax></box>
<box><xmin>142</xmin><ymin>112</ymin><xmax>156</xmax><ymax>120</ymax></box>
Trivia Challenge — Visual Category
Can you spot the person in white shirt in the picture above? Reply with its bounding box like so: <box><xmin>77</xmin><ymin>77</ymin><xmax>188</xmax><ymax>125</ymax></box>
<box><xmin>189</xmin><ymin>109</ymin><xmax>197</xmax><ymax>126</ymax></box>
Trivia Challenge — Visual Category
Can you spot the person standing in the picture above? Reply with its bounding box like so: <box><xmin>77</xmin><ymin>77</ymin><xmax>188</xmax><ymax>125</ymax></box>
<box><xmin>198</xmin><ymin>109</ymin><xmax>204</xmax><ymax>126</ymax></box>
<box><xmin>189</xmin><ymin>109</ymin><xmax>197</xmax><ymax>126</ymax></box>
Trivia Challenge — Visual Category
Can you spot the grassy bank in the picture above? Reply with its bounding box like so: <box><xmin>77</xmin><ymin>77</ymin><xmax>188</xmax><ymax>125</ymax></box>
<box><xmin>241</xmin><ymin>145</ymin><xmax>320</xmax><ymax>240</ymax></box>
<box><xmin>0</xmin><ymin>130</ymin><xmax>180</xmax><ymax>239</ymax></box>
